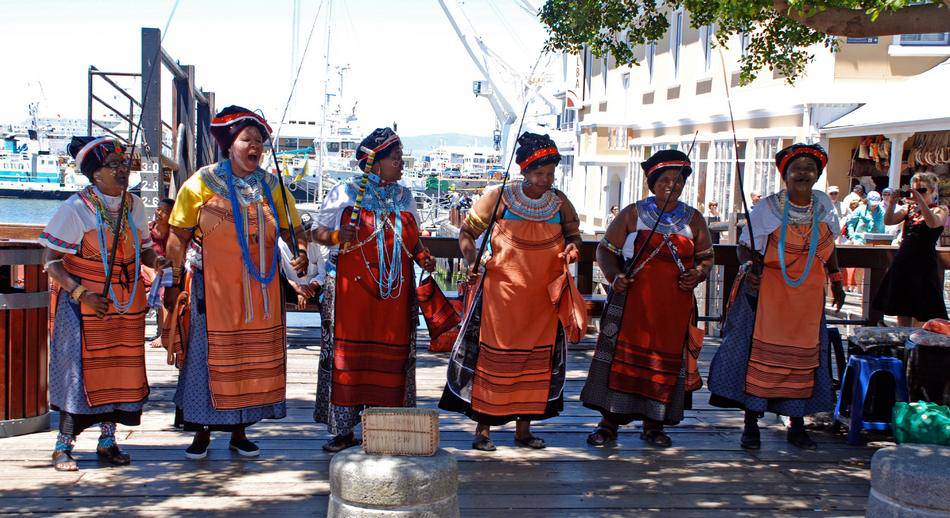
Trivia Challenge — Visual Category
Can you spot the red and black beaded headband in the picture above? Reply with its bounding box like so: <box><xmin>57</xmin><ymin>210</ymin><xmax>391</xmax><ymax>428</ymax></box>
<box><xmin>210</xmin><ymin>111</ymin><xmax>273</xmax><ymax>135</ymax></box>
<box><xmin>518</xmin><ymin>147</ymin><xmax>558</xmax><ymax>170</ymax></box>
<box><xmin>645</xmin><ymin>160</ymin><xmax>690</xmax><ymax>177</ymax></box>
<box><xmin>359</xmin><ymin>134</ymin><xmax>401</xmax><ymax>157</ymax></box>
<box><xmin>76</xmin><ymin>137</ymin><xmax>124</xmax><ymax>170</ymax></box>
<box><xmin>777</xmin><ymin>147</ymin><xmax>827</xmax><ymax>174</ymax></box>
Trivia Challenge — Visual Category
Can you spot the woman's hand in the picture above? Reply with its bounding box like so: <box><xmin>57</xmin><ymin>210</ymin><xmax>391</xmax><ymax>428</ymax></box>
<box><xmin>559</xmin><ymin>242</ymin><xmax>580</xmax><ymax>264</ymax></box>
<box><xmin>291</xmin><ymin>282</ymin><xmax>315</xmax><ymax>300</ymax></box>
<box><xmin>81</xmin><ymin>291</ymin><xmax>111</xmax><ymax>319</ymax></box>
<box><xmin>611</xmin><ymin>274</ymin><xmax>631</xmax><ymax>293</ymax></box>
<box><xmin>153</xmin><ymin>255</ymin><xmax>171</xmax><ymax>271</ymax></box>
<box><xmin>911</xmin><ymin>187</ymin><xmax>928</xmax><ymax>207</ymax></box>
<box><xmin>296</xmin><ymin>293</ymin><xmax>309</xmax><ymax>310</ymax></box>
<box><xmin>831</xmin><ymin>281</ymin><xmax>846</xmax><ymax>311</ymax></box>
<box><xmin>339</xmin><ymin>224</ymin><xmax>358</xmax><ymax>244</ymax></box>
<box><xmin>416</xmin><ymin>249</ymin><xmax>437</xmax><ymax>273</ymax></box>
<box><xmin>678</xmin><ymin>268</ymin><xmax>705</xmax><ymax>291</ymax></box>
<box><xmin>290</xmin><ymin>249</ymin><xmax>308</xmax><ymax>275</ymax></box>
<box><xmin>462</xmin><ymin>263</ymin><xmax>482</xmax><ymax>283</ymax></box>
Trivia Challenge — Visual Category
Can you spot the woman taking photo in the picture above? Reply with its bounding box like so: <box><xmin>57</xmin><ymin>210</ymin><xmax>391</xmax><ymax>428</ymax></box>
<box><xmin>440</xmin><ymin>132</ymin><xmax>582</xmax><ymax>451</ymax></box>
<box><xmin>708</xmin><ymin>143</ymin><xmax>845</xmax><ymax>451</ymax></box>
<box><xmin>582</xmin><ymin>149</ymin><xmax>713</xmax><ymax>448</ymax></box>
<box><xmin>164</xmin><ymin>106</ymin><xmax>306</xmax><ymax>460</ymax></box>
<box><xmin>873</xmin><ymin>172</ymin><xmax>948</xmax><ymax>326</ymax></box>
<box><xmin>41</xmin><ymin>136</ymin><xmax>166</xmax><ymax>470</ymax></box>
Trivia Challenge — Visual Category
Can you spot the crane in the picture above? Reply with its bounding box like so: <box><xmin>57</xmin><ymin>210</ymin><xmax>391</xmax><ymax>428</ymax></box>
<box><xmin>436</xmin><ymin>0</ymin><xmax>558</xmax><ymax>156</ymax></box>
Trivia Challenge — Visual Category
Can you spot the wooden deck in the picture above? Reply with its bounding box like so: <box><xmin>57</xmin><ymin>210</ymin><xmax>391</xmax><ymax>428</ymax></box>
<box><xmin>0</xmin><ymin>323</ymin><xmax>882</xmax><ymax>517</ymax></box>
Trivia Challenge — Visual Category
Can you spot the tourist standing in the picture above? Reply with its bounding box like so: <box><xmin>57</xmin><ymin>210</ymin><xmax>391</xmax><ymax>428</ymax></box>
<box><xmin>164</xmin><ymin>106</ymin><xmax>307</xmax><ymax>459</ymax></box>
<box><xmin>440</xmin><ymin>132</ymin><xmax>582</xmax><ymax>451</ymax></box>
<box><xmin>311</xmin><ymin>128</ymin><xmax>435</xmax><ymax>452</ymax></box>
<box><xmin>41</xmin><ymin>136</ymin><xmax>166</xmax><ymax>470</ymax></box>
<box><xmin>873</xmin><ymin>172</ymin><xmax>948</xmax><ymax>326</ymax></box>
<box><xmin>582</xmin><ymin>150</ymin><xmax>713</xmax><ymax>448</ymax></box>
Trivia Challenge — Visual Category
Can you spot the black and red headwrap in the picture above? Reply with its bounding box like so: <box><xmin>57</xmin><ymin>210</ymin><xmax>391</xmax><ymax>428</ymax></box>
<box><xmin>775</xmin><ymin>143</ymin><xmax>827</xmax><ymax>177</ymax></box>
<box><xmin>67</xmin><ymin>136</ymin><xmax>126</xmax><ymax>179</ymax></box>
<box><xmin>210</xmin><ymin>105</ymin><xmax>273</xmax><ymax>158</ymax></box>
<box><xmin>516</xmin><ymin>132</ymin><xmax>561</xmax><ymax>173</ymax></box>
<box><xmin>641</xmin><ymin>149</ymin><xmax>692</xmax><ymax>190</ymax></box>
<box><xmin>355</xmin><ymin>128</ymin><xmax>401</xmax><ymax>171</ymax></box>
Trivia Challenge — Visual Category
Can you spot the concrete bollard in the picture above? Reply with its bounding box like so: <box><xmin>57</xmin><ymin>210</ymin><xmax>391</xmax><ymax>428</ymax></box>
<box><xmin>328</xmin><ymin>448</ymin><xmax>460</xmax><ymax>518</ymax></box>
<box><xmin>867</xmin><ymin>444</ymin><xmax>950</xmax><ymax>517</ymax></box>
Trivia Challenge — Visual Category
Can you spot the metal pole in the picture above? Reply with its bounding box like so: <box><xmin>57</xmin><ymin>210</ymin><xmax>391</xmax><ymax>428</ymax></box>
<box><xmin>87</xmin><ymin>66</ymin><xmax>94</xmax><ymax>135</ymax></box>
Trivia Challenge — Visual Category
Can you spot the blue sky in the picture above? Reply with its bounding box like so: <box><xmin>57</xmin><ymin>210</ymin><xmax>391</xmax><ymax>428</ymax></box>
<box><xmin>0</xmin><ymin>0</ymin><xmax>549</xmax><ymax>136</ymax></box>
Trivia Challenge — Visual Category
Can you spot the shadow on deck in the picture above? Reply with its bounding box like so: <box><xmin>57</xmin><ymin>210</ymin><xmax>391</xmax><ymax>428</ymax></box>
<box><xmin>0</xmin><ymin>324</ymin><xmax>883</xmax><ymax>517</ymax></box>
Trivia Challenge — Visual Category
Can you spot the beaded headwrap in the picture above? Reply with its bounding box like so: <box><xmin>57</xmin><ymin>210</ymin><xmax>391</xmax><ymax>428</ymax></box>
<box><xmin>210</xmin><ymin>105</ymin><xmax>273</xmax><ymax>157</ymax></box>
<box><xmin>68</xmin><ymin>136</ymin><xmax>126</xmax><ymax>179</ymax></box>
<box><xmin>641</xmin><ymin>149</ymin><xmax>692</xmax><ymax>191</ymax></box>
<box><xmin>515</xmin><ymin>132</ymin><xmax>561</xmax><ymax>172</ymax></box>
<box><xmin>356</xmin><ymin>128</ymin><xmax>401</xmax><ymax>171</ymax></box>
<box><xmin>775</xmin><ymin>143</ymin><xmax>827</xmax><ymax>177</ymax></box>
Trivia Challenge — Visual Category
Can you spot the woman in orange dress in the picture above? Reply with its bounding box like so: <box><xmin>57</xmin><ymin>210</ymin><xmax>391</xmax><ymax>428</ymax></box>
<box><xmin>311</xmin><ymin>128</ymin><xmax>436</xmax><ymax>453</ymax></box>
<box><xmin>708</xmin><ymin>143</ymin><xmax>846</xmax><ymax>450</ymax></box>
<box><xmin>440</xmin><ymin>132</ymin><xmax>582</xmax><ymax>451</ymax></box>
<box><xmin>582</xmin><ymin>149</ymin><xmax>713</xmax><ymax>448</ymax></box>
<box><xmin>41</xmin><ymin>136</ymin><xmax>167</xmax><ymax>470</ymax></box>
<box><xmin>164</xmin><ymin>106</ymin><xmax>307</xmax><ymax>460</ymax></box>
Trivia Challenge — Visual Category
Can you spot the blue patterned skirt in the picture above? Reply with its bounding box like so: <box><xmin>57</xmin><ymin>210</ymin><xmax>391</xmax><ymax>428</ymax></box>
<box><xmin>50</xmin><ymin>289</ymin><xmax>145</xmax><ymax>435</ymax></box>
<box><xmin>173</xmin><ymin>270</ymin><xmax>287</xmax><ymax>432</ymax></box>
<box><xmin>707</xmin><ymin>280</ymin><xmax>835</xmax><ymax>417</ymax></box>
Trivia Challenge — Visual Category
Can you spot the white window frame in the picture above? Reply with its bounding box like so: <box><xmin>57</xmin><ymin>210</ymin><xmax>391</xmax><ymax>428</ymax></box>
<box><xmin>712</xmin><ymin>141</ymin><xmax>736</xmax><ymax>219</ymax></box>
<box><xmin>671</xmin><ymin>10</ymin><xmax>684</xmax><ymax>80</ymax></box>
<box><xmin>629</xmin><ymin>145</ymin><xmax>646</xmax><ymax>201</ymax></box>
<box><xmin>646</xmin><ymin>42</ymin><xmax>656</xmax><ymax>83</ymax></box>
<box><xmin>898</xmin><ymin>32</ymin><xmax>950</xmax><ymax>46</ymax></box>
<box><xmin>700</xmin><ymin>25</ymin><xmax>714</xmax><ymax>74</ymax></box>
<box><xmin>751</xmin><ymin>138</ymin><xmax>782</xmax><ymax>199</ymax></box>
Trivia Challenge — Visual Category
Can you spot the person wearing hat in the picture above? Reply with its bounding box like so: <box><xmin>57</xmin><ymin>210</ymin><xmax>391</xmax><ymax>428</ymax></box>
<box><xmin>440</xmin><ymin>132</ymin><xmax>582</xmax><ymax>452</ymax></box>
<box><xmin>846</xmin><ymin>191</ymin><xmax>885</xmax><ymax>246</ymax></box>
<box><xmin>40</xmin><ymin>136</ymin><xmax>168</xmax><ymax>470</ymax></box>
<box><xmin>163</xmin><ymin>106</ymin><xmax>307</xmax><ymax>460</ymax></box>
<box><xmin>279</xmin><ymin>212</ymin><xmax>325</xmax><ymax>309</ymax></box>
<box><xmin>311</xmin><ymin>127</ymin><xmax>436</xmax><ymax>453</ymax></box>
<box><xmin>708</xmin><ymin>143</ymin><xmax>846</xmax><ymax>451</ymax></box>
<box><xmin>826</xmin><ymin>185</ymin><xmax>843</xmax><ymax>219</ymax></box>
<box><xmin>581</xmin><ymin>149</ymin><xmax>714</xmax><ymax>448</ymax></box>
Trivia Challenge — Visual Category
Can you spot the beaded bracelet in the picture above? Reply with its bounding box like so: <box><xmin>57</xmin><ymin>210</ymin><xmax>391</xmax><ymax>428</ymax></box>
<box><xmin>70</xmin><ymin>285</ymin><xmax>88</xmax><ymax>302</ymax></box>
<box><xmin>600</xmin><ymin>238</ymin><xmax>623</xmax><ymax>257</ymax></box>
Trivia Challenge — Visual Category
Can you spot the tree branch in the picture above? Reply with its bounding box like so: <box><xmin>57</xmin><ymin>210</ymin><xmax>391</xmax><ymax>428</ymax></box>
<box><xmin>773</xmin><ymin>1</ymin><xmax>950</xmax><ymax>37</ymax></box>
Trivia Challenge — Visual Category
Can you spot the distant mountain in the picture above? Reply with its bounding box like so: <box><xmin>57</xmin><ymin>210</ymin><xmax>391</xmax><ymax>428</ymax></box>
<box><xmin>400</xmin><ymin>133</ymin><xmax>494</xmax><ymax>154</ymax></box>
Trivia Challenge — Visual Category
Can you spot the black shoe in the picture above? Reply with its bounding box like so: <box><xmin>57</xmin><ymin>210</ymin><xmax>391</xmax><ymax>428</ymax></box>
<box><xmin>228</xmin><ymin>437</ymin><xmax>260</xmax><ymax>457</ymax></box>
<box><xmin>786</xmin><ymin>429</ymin><xmax>817</xmax><ymax>450</ymax></box>
<box><xmin>471</xmin><ymin>436</ymin><xmax>496</xmax><ymax>452</ymax></box>
<box><xmin>740</xmin><ymin>428</ymin><xmax>761</xmax><ymax>450</ymax></box>
<box><xmin>185</xmin><ymin>433</ymin><xmax>211</xmax><ymax>460</ymax></box>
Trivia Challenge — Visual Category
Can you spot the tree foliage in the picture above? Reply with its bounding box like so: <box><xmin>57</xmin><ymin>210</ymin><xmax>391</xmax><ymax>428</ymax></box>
<box><xmin>540</xmin><ymin>0</ymin><xmax>949</xmax><ymax>84</ymax></box>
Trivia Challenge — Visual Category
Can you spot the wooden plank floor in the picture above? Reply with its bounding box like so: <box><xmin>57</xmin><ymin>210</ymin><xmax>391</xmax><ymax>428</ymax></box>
<box><xmin>0</xmin><ymin>322</ymin><xmax>884</xmax><ymax>517</ymax></box>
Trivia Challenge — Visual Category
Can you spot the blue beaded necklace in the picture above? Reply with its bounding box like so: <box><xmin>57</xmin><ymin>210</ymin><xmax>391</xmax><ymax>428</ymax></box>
<box><xmin>93</xmin><ymin>197</ymin><xmax>140</xmax><ymax>314</ymax></box>
<box><xmin>777</xmin><ymin>193</ymin><xmax>820</xmax><ymax>288</ymax></box>
<box><xmin>223</xmin><ymin>160</ymin><xmax>281</xmax><ymax>285</ymax></box>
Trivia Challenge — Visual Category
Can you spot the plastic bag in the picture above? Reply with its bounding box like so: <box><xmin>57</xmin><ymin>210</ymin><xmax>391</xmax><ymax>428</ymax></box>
<box><xmin>892</xmin><ymin>401</ymin><xmax>950</xmax><ymax>446</ymax></box>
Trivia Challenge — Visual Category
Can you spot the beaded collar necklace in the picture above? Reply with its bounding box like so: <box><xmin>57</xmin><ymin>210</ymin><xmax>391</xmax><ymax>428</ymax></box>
<box><xmin>503</xmin><ymin>180</ymin><xmax>561</xmax><ymax>221</ymax></box>
<box><xmin>637</xmin><ymin>197</ymin><xmax>691</xmax><ymax>234</ymax></box>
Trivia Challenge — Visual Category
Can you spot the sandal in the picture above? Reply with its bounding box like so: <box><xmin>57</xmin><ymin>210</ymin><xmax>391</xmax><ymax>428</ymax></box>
<box><xmin>786</xmin><ymin>429</ymin><xmax>817</xmax><ymax>450</ymax></box>
<box><xmin>471</xmin><ymin>436</ymin><xmax>496</xmax><ymax>452</ymax></box>
<box><xmin>96</xmin><ymin>445</ymin><xmax>132</xmax><ymax>466</ymax></box>
<box><xmin>322</xmin><ymin>433</ymin><xmax>360</xmax><ymax>453</ymax></box>
<box><xmin>514</xmin><ymin>435</ymin><xmax>546</xmax><ymax>449</ymax></box>
<box><xmin>639</xmin><ymin>428</ymin><xmax>672</xmax><ymax>448</ymax></box>
<box><xmin>586</xmin><ymin>424</ymin><xmax>619</xmax><ymax>446</ymax></box>
<box><xmin>52</xmin><ymin>451</ymin><xmax>78</xmax><ymax>472</ymax></box>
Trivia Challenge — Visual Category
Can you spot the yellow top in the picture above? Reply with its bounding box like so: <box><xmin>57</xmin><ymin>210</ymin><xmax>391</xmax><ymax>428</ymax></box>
<box><xmin>169</xmin><ymin>163</ymin><xmax>301</xmax><ymax>234</ymax></box>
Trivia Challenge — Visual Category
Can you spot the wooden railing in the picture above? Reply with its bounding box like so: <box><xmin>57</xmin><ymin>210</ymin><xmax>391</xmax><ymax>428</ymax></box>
<box><xmin>4</xmin><ymin>225</ymin><xmax>948</xmax><ymax>327</ymax></box>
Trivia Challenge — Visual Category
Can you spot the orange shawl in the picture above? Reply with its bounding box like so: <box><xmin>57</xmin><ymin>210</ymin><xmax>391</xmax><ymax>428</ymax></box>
<box><xmin>60</xmin><ymin>226</ymin><xmax>148</xmax><ymax>407</ymax></box>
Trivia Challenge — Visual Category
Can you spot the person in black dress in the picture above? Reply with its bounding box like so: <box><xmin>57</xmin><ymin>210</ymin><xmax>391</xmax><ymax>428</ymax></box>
<box><xmin>873</xmin><ymin>172</ymin><xmax>949</xmax><ymax>326</ymax></box>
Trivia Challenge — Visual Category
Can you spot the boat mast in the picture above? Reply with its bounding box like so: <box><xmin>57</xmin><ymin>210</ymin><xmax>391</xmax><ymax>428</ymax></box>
<box><xmin>316</xmin><ymin>0</ymin><xmax>333</xmax><ymax>204</ymax></box>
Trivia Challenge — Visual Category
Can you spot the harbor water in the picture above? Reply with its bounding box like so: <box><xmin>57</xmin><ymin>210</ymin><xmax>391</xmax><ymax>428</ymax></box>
<box><xmin>0</xmin><ymin>198</ymin><xmax>61</xmax><ymax>225</ymax></box>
